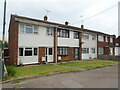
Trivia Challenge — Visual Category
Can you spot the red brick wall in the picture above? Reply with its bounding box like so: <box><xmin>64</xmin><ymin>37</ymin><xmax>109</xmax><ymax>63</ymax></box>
<box><xmin>38</xmin><ymin>47</ymin><xmax>46</xmax><ymax>63</ymax></box>
<box><xmin>8</xmin><ymin>15</ymin><xmax>18</xmax><ymax>65</ymax></box>
<box><xmin>97</xmin><ymin>35</ymin><xmax>115</xmax><ymax>55</ymax></box>
<box><xmin>57</xmin><ymin>47</ymin><xmax>74</xmax><ymax>61</ymax></box>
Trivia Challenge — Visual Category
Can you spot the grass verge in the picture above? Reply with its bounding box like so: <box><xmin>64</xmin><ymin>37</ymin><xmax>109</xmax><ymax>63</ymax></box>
<box><xmin>3</xmin><ymin>64</ymin><xmax>80</xmax><ymax>81</ymax></box>
<box><xmin>59</xmin><ymin>59</ymin><xmax>118</xmax><ymax>70</ymax></box>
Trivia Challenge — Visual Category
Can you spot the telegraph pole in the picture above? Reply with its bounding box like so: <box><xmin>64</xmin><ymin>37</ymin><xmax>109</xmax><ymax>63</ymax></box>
<box><xmin>2</xmin><ymin>0</ymin><xmax>7</xmax><ymax>77</ymax></box>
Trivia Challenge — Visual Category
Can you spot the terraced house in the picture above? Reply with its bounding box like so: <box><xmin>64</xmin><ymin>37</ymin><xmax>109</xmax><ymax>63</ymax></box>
<box><xmin>8</xmin><ymin>14</ymin><xmax>115</xmax><ymax>65</ymax></box>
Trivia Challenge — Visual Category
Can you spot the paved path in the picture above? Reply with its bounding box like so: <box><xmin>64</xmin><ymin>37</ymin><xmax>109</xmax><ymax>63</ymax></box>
<box><xmin>53</xmin><ymin>64</ymin><xmax>86</xmax><ymax>71</ymax></box>
<box><xmin>3</xmin><ymin>65</ymin><xmax>118</xmax><ymax>88</ymax></box>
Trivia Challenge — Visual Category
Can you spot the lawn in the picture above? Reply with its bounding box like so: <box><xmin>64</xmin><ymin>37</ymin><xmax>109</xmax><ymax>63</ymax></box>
<box><xmin>7</xmin><ymin>64</ymin><xmax>80</xmax><ymax>79</ymax></box>
<box><xmin>59</xmin><ymin>59</ymin><xmax>118</xmax><ymax>70</ymax></box>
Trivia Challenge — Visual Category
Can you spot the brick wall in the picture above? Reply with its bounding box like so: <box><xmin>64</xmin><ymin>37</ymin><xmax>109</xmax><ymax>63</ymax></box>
<box><xmin>8</xmin><ymin>15</ymin><xmax>18</xmax><ymax>65</ymax></box>
<box><xmin>38</xmin><ymin>47</ymin><xmax>46</xmax><ymax>63</ymax></box>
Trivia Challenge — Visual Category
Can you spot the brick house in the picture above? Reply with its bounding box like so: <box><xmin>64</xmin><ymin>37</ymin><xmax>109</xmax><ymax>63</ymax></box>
<box><xmin>97</xmin><ymin>34</ymin><xmax>115</xmax><ymax>55</ymax></box>
<box><xmin>8</xmin><ymin>14</ymin><xmax>115</xmax><ymax>65</ymax></box>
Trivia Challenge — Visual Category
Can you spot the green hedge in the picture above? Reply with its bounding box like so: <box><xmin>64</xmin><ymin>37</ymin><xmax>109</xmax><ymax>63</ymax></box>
<box><xmin>7</xmin><ymin>66</ymin><xmax>16</xmax><ymax>77</ymax></box>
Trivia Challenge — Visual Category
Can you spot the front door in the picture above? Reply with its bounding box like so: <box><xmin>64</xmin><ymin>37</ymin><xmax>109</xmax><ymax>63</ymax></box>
<box><xmin>46</xmin><ymin>47</ymin><xmax>54</xmax><ymax>62</ymax></box>
<box><xmin>74</xmin><ymin>48</ymin><xmax>79</xmax><ymax>60</ymax></box>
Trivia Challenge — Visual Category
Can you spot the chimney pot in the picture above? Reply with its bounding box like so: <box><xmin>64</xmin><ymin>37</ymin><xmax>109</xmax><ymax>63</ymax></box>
<box><xmin>65</xmin><ymin>21</ymin><xmax>69</xmax><ymax>25</ymax></box>
<box><xmin>81</xmin><ymin>25</ymin><xmax>84</xmax><ymax>29</ymax></box>
<box><xmin>44</xmin><ymin>15</ymin><xmax>48</xmax><ymax>21</ymax></box>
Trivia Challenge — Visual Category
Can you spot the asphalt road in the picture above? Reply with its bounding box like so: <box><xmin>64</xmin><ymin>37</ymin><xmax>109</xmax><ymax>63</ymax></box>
<box><xmin>3</xmin><ymin>65</ymin><xmax>118</xmax><ymax>88</ymax></box>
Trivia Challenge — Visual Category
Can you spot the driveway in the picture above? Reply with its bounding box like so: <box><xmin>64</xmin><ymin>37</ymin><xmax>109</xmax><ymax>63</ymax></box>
<box><xmin>3</xmin><ymin>65</ymin><xmax>118</xmax><ymax>88</ymax></box>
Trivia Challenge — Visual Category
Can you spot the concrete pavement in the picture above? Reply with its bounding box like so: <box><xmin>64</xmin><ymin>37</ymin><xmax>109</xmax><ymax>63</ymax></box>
<box><xmin>2</xmin><ymin>65</ymin><xmax>118</xmax><ymax>88</ymax></box>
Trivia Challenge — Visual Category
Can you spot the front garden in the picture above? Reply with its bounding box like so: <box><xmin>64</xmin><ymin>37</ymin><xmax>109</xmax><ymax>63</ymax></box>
<box><xmin>3</xmin><ymin>59</ymin><xmax>118</xmax><ymax>81</ymax></box>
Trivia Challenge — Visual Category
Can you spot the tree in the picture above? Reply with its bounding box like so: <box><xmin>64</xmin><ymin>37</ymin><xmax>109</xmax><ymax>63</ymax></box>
<box><xmin>0</xmin><ymin>40</ymin><xmax>8</xmax><ymax>48</ymax></box>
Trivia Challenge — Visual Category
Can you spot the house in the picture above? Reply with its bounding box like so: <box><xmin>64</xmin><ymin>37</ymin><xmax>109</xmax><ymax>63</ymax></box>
<box><xmin>97</xmin><ymin>34</ymin><xmax>115</xmax><ymax>55</ymax></box>
<box><xmin>114</xmin><ymin>36</ymin><xmax>120</xmax><ymax>56</ymax></box>
<box><xmin>8</xmin><ymin>14</ymin><xmax>115</xmax><ymax>65</ymax></box>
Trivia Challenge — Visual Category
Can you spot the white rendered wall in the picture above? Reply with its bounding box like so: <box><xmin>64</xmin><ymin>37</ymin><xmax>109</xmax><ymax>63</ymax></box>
<box><xmin>115</xmin><ymin>47</ymin><xmax>120</xmax><ymax>56</ymax></box>
<box><xmin>18</xmin><ymin>25</ymin><xmax>54</xmax><ymax>65</ymax></box>
<box><xmin>18</xmin><ymin>26</ymin><xmax>54</xmax><ymax>47</ymax></box>
<box><xmin>58</xmin><ymin>31</ymin><xmax>79</xmax><ymax>47</ymax></box>
<box><xmin>82</xmin><ymin>33</ymin><xmax>97</xmax><ymax>59</ymax></box>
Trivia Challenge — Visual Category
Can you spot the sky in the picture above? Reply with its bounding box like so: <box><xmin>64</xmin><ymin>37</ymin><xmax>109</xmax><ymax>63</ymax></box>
<box><xmin>0</xmin><ymin>0</ymin><xmax>119</xmax><ymax>41</ymax></box>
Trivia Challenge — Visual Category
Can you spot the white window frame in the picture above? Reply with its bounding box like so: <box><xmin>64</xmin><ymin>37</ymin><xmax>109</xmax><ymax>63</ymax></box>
<box><xmin>74</xmin><ymin>32</ymin><xmax>79</xmax><ymax>39</ymax></box>
<box><xmin>46</xmin><ymin>27</ymin><xmax>54</xmax><ymax>36</ymax></box>
<box><xmin>19</xmin><ymin>47</ymin><xmax>38</xmax><ymax>57</ymax></box>
<box><xmin>91</xmin><ymin>34</ymin><xmax>96</xmax><ymax>40</ymax></box>
<box><xmin>110</xmin><ymin>37</ymin><xmax>113</xmax><ymax>43</ymax></box>
<box><xmin>98</xmin><ymin>35</ymin><xmax>104</xmax><ymax>42</ymax></box>
<box><xmin>98</xmin><ymin>47</ymin><xmax>104</xmax><ymax>54</ymax></box>
<box><xmin>19</xmin><ymin>24</ymin><xmax>24</xmax><ymax>33</ymax></box>
<box><xmin>82</xmin><ymin>48</ymin><xmax>89</xmax><ymax>54</ymax></box>
<box><xmin>19</xmin><ymin>24</ymin><xmax>39</xmax><ymax>34</ymax></box>
<box><xmin>106</xmin><ymin>36</ymin><xmax>108</xmax><ymax>42</ymax></box>
<box><xmin>82</xmin><ymin>34</ymin><xmax>89</xmax><ymax>40</ymax></box>
<box><xmin>91</xmin><ymin>48</ymin><xmax>95</xmax><ymax>54</ymax></box>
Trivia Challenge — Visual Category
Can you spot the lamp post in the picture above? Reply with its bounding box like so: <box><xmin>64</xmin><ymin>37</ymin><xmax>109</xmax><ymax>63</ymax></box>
<box><xmin>2</xmin><ymin>0</ymin><xmax>7</xmax><ymax>77</ymax></box>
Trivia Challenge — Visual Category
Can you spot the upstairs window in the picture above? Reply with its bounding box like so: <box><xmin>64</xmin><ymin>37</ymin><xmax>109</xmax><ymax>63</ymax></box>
<box><xmin>34</xmin><ymin>26</ymin><xmax>39</xmax><ymax>34</ymax></box>
<box><xmin>106</xmin><ymin>36</ymin><xmax>108</xmax><ymax>42</ymax></box>
<box><xmin>74</xmin><ymin>32</ymin><xmax>79</xmax><ymax>39</ymax></box>
<box><xmin>82</xmin><ymin>48</ymin><xmax>89</xmax><ymax>54</ymax></box>
<box><xmin>25</xmin><ymin>24</ymin><xmax>33</xmax><ymax>34</ymax></box>
<box><xmin>98</xmin><ymin>35</ymin><xmax>104</xmax><ymax>42</ymax></box>
<box><xmin>82</xmin><ymin>34</ymin><xmax>89</xmax><ymax>40</ymax></box>
<box><xmin>91</xmin><ymin>34</ymin><xmax>96</xmax><ymax>40</ymax></box>
<box><xmin>110</xmin><ymin>37</ymin><xmax>113</xmax><ymax>43</ymax></box>
<box><xmin>46</xmin><ymin>27</ymin><xmax>54</xmax><ymax>36</ymax></box>
<box><xmin>57</xmin><ymin>29</ymin><xmax>69</xmax><ymax>38</ymax></box>
<box><xmin>19</xmin><ymin>24</ymin><xmax>24</xmax><ymax>33</ymax></box>
<box><xmin>19</xmin><ymin>24</ymin><xmax>39</xmax><ymax>34</ymax></box>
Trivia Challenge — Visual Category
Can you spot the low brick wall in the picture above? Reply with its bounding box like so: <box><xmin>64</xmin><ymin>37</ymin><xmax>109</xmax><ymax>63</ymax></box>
<box><xmin>97</xmin><ymin>55</ymin><xmax>120</xmax><ymax>61</ymax></box>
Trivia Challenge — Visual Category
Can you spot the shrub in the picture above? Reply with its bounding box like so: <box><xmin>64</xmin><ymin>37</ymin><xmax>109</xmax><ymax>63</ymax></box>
<box><xmin>7</xmin><ymin>66</ymin><xmax>16</xmax><ymax>77</ymax></box>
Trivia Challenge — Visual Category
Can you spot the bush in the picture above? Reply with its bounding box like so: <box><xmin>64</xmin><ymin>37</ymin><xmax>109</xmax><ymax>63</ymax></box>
<box><xmin>7</xmin><ymin>66</ymin><xmax>16</xmax><ymax>77</ymax></box>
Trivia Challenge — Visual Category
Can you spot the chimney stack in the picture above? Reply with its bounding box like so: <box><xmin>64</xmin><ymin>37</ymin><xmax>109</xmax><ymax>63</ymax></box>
<box><xmin>44</xmin><ymin>15</ymin><xmax>48</xmax><ymax>21</ymax></box>
<box><xmin>81</xmin><ymin>25</ymin><xmax>84</xmax><ymax>29</ymax></box>
<box><xmin>65</xmin><ymin>21</ymin><xmax>69</xmax><ymax>25</ymax></box>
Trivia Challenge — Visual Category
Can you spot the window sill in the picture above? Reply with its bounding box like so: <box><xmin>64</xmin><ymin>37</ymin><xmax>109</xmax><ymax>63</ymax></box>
<box><xmin>57</xmin><ymin>55</ymin><xmax>68</xmax><ymax>56</ymax></box>
<box><xmin>57</xmin><ymin>37</ymin><xmax>69</xmax><ymax>38</ymax></box>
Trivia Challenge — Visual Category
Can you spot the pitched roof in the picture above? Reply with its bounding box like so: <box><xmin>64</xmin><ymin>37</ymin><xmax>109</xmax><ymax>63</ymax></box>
<box><xmin>11</xmin><ymin>14</ymin><xmax>115</xmax><ymax>37</ymax></box>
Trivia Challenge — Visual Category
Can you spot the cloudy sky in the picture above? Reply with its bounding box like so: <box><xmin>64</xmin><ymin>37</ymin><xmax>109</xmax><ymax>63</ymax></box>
<box><xmin>0</xmin><ymin>0</ymin><xmax>119</xmax><ymax>41</ymax></box>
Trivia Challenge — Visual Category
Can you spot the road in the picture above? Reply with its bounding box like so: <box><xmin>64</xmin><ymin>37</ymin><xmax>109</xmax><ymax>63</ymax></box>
<box><xmin>2</xmin><ymin>65</ymin><xmax>118</xmax><ymax>88</ymax></box>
